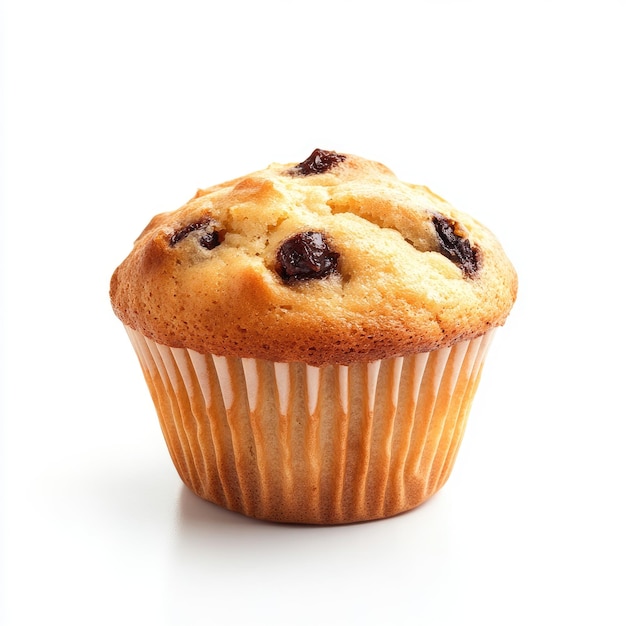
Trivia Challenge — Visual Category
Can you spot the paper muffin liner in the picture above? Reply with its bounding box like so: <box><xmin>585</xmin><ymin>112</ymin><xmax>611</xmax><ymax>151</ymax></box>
<box><xmin>125</xmin><ymin>326</ymin><xmax>495</xmax><ymax>524</ymax></box>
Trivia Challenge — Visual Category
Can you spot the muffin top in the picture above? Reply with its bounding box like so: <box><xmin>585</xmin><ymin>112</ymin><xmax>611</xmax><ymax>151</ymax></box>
<box><xmin>110</xmin><ymin>149</ymin><xmax>517</xmax><ymax>366</ymax></box>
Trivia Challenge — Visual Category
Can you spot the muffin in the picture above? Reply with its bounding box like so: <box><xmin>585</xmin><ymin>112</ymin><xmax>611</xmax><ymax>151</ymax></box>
<box><xmin>110</xmin><ymin>149</ymin><xmax>517</xmax><ymax>524</ymax></box>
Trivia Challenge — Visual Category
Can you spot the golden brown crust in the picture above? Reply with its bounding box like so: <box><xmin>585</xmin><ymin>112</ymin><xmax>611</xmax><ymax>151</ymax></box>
<box><xmin>110</xmin><ymin>151</ymin><xmax>517</xmax><ymax>366</ymax></box>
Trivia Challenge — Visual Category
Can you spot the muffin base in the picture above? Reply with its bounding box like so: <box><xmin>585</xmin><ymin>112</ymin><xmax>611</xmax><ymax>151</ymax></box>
<box><xmin>126</xmin><ymin>327</ymin><xmax>494</xmax><ymax>524</ymax></box>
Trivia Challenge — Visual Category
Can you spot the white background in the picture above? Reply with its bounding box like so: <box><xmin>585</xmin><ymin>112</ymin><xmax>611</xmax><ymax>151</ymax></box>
<box><xmin>1</xmin><ymin>1</ymin><xmax>625</xmax><ymax>624</ymax></box>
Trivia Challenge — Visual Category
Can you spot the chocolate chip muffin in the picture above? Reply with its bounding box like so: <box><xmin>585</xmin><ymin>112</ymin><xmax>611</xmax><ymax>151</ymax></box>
<box><xmin>110</xmin><ymin>149</ymin><xmax>517</xmax><ymax>524</ymax></box>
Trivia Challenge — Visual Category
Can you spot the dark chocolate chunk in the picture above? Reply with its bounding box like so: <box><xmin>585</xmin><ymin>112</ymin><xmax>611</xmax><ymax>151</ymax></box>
<box><xmin>276</xmin><ymin>231</ymin><xmax>340</xmax><ymax>282</ymax></box>
<box><xmin>285</xmin><ymin>149</ymin><xmax>346</xmax><ymax>177</ymax></box>
<box><xmin>170</xmin><ymin>217</ymin><xmax>223</xmax><ymax>250</ymax></box>
<box><xmin>432</xmin><ymin>213</ymin><xmax>481</xmax><ymax>277</ymax></box>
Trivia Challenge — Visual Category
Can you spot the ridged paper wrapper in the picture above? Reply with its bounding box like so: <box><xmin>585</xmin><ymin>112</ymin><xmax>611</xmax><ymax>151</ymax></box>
<box><xmin>125</xmin><ymin>326</ymin><xmax>494</xmax><ymax>524</ymax></box>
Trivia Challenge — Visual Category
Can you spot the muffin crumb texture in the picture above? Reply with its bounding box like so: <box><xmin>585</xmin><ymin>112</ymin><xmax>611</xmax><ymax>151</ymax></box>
<box><xmin>111</xmin><ymin>150</ymin><xmax>517</xmax><ymax>366</ymax></box>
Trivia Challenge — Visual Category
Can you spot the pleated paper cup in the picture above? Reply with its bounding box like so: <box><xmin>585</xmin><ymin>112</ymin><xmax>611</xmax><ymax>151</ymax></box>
<box><xmin>125</xmin><ymin>326</ymin><xmax>495</xmax><ymax>524</ymax></box>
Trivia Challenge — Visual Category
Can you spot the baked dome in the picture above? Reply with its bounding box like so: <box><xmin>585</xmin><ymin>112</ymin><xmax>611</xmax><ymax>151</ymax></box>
<box><xmin>110</xmin><ymin>150</ymin><xmax>517</xmax><ymax>366</ymax></box>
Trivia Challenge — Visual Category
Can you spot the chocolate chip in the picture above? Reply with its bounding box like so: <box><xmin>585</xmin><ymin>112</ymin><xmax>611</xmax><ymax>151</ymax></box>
<box><xmin>276</xmin><ymin>231</ymin><xmax>340</xmax><ymax>282</ymax></box>
<box><xmin>432</xmin><ymin>213</ymin><xmax>481</xmax><ymax>277</ymax></box>
<box><xmin>170</xmin><ymin>217</ymin><xmax>223</xmax><ymax>250</ymax></box>
<box><xmin>285</xmin><ymin>149</ymin><xmax>346</xmax><ymax>177</ymax></box>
